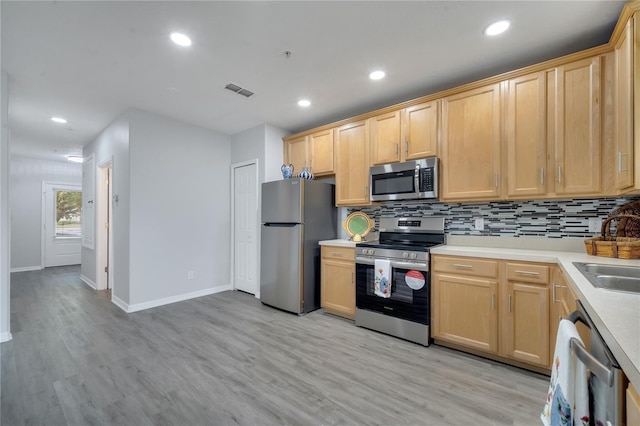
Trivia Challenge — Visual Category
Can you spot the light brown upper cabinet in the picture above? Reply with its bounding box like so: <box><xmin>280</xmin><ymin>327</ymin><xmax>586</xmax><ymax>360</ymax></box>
<box><xmin>403</xmin><ymin>101</ymin><xmax>439</xmax><ymax>160</ymax></box>
<box><xmin>440</xmin><ymin>83</ymin><xmax>502</xmax><ymax>201</ymax></box>
<box><xmin>284</xmin><ymin>135</ymin><xmax>308</xmax><ymax>175</ymax></box>
<box><xmin>283</xmin><ymin>129</ymin><xmax>335</xmax><ymax>177</ymax></box>
<box><xmin>308</xmin><ymin>129</ymin><xmax>334</xmax><ymax>176</ymax></box>
<box><xmin>506</xmin><ymin>72</ymin><xmax>548</xmax><ymax>198</ymax></box>
<box><xmin>615</xmin><ymin>15</ymin><xmax>634</xmax><ymax>191</ymax></box>
<box><xmin>335</xmin><ymin>120</ymin><xmax>371</xmax><ymax>206</ymax></box>
<box><xmin>370</xmin><ymin>111</ymin><xmax>402</xmax><ymax>165</ymax></box>
<box><xmin>369</xmin><ymin>101</ymin><xmax>438</xmax><ymax>166</ymax></box>
<box><xmin>553</xmin><ymin>56</ymin><xmax>602</xmax><ymax>195</ymax></box>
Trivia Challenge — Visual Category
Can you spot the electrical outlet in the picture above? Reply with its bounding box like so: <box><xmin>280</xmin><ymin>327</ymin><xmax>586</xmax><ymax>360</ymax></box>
<box><xmin>588</xmin><ymin>218</ymin><xmax>602</xmax><ymax>233</ymax></box>
<box><xmin>187</xmin><ymin>271</ymin><xmax>194</xmax><ymax>280</ymax></box>
<box><xmin>474</xmin><ymin>218</ymin><xmax>484</xmax><ymax>231</ymax></box>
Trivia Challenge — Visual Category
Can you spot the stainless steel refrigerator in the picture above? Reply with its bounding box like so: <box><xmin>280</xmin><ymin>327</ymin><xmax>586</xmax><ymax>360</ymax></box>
<box><xmin>260</xmin><ymin>178</ymin><xmax>336</xmax><ymax>314</ymax></box>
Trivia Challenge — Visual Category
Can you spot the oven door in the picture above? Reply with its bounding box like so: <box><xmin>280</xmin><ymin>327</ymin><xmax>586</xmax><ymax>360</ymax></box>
<box><xmin>355</xmin><ymin>258</ymin><xmax>429</xmax><ymax>324</ymax></box>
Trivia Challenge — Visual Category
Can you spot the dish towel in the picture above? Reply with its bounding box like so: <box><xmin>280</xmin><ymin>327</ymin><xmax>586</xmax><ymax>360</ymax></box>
<box><xmin>541</xmin><ymin>319</ymin><xmax>590</xmax><ymax>426</ymax></box>
<box><xmin>374</xmin><ymin>259</ymin><xmax>391</xmax><ymax>298</ymax></box>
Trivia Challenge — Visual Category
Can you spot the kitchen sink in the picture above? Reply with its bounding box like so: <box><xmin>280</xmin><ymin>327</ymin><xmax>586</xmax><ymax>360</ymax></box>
<box><xmin>574</xmin><ymin>262</ymin><xmax>640</xmax><ymax>294</ymax></box>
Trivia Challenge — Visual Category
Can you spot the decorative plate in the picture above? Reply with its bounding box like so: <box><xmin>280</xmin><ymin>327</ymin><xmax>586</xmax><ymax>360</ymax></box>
<box><xmin>342</xmin><ymin>212</ymin><xmax>374</xmax><ymax>242</ymax></box>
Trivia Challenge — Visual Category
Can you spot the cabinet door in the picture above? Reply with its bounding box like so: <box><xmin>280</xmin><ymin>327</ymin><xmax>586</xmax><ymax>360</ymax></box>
<box><xmin>321</xmin><ymin>258</ymin><xmax>355</xmax><ymax>319</ymax></box>
<box><xmin>402</xmin><ymin>101</ymin><xmax>438</xmax><ymax>160</ymax></box>
<box><xmin>503</xmin><ymin>282</ymin><xmax>550</xmax><ymax>367</ymax></box>
<box><xmin>335</xmin><ymin>120</ymin><xmax>371</xmax><ymax>206</ymax></box>
<box><xmin>309</xmin><ymin>129</ymin><xmax>334</xmax><ymax>176</ymax></box>
<box><xmin>506</xmin><ymin>72</ymin><xmax>547</xmax><ymax>198</ymax></box>
<box><xmin>615</xmin><ymin>16</ymin><xmax>634</xmax><ymax>190</ymax></box>
<box><xmin>285</xmin><ymin>135</ymin><xmax>308</xmax><ymax>174</ymax></box>
<box><xmin>370</xmin><ymin>111</ymin><xmax>401</xmax><ymax>165</ymax></box>
<box><xmin>550</xmin><ymin>267</ymin><xmax>568</xmax><ymax>359</ymax></box>
<box><xmin>441</xmin><ymin>83</ymin><xmax>502</xmax><ymax>201</ymax></box>
<box><xmin>554</xmin><ymin>56</ymin><xmax>602</xmax><ymax>195</ymax></box>
<box><xmin>628</xmin><ymin>383</ymin><xmax>640</xmax><ymax>426</ymax></box>
<box><xmin>432</xmin><ymin>273</ymin><xmax>498</xmax><ymax>354</ymax></box>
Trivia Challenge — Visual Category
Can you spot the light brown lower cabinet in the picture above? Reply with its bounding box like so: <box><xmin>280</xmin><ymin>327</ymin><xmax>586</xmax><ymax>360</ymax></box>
<box><xmin>431</xmin><ymin>263</ymin><xmax>498</xmax><ymax>353</ymax></box>
<box><xmin>432</xmin><ymin>255</ymin><xmax>553</xmax><ymax>370</ymax></box>
<box><xmin>628</xmin><ymin>382</ymin><xmax>640</xmax><ymax>426</ymax></box>
<box><xmin>320</xmin><ymin>246</ymin><xmax>355</xmax><ymax>320</ymax></box>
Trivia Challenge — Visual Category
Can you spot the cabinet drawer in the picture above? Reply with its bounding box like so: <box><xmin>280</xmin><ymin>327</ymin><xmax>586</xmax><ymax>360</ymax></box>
<box><xmin>506</xmin><ymin>263</ymin><xmax>549</xmax><ymax>284</ymax></box>
<box><xmin>433</xmin><ymin>256</ymin><xmax>498</xmax><ymax>278</ymax></box>
<box><xmin>321</xmin><ymin>246</ymin><xmax>355</xmax><ymax>261</ymax></box>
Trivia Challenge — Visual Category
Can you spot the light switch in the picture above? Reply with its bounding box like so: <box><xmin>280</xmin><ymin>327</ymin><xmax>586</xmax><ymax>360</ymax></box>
<box><xmin>474</xmin><ymin>218</ymin><xmax>484</xmax><ymax>231</ymax></box>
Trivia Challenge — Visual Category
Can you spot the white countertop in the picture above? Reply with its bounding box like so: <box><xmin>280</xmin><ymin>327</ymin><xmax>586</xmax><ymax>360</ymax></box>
<box><xmin>318</xmin><ymin>239</ymin><xmax>356</xmax><ymax>248</ymax></box>
<box><xmin>431</xmin><ymin>244</ymin><xmax>640</xmax><ymax>390</ymax></box>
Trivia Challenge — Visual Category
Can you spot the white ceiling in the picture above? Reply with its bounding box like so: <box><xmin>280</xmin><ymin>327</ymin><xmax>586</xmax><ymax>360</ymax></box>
<box><xmin>2</xmin><ymin>1</ymin><xmax>627</xmax><ymax>162</ymax></box>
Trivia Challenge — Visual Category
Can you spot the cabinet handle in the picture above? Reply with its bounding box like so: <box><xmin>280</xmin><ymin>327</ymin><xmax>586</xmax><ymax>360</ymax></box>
<box><xmin>405</xmin><ymin>140</ymin><xmax>409</xmax><ymax>155</ymax></box>
<box><xmin>552</xmin><ymin>283</ymin><xmax>567</xmax><ymax>303</ymax></box>
<box><xmin>453</xmin><ymin>263</ymin><xmax>473</xmax><ymax>269</ymax></box>
<box><xmin>495</xmin><ymin>173</ymin><xmax>499</xmax><ymax>189</ymax></box>
<box><xmin>331</xmin><ymin>252</ymin><xmax>343</xmax><ymax>257</ymax></box>
<box><xmin>491</xmin><ymin>293</ymin><xmax>495</xmax><ymax>310</ymax></box>
<box><xmin>508</xmin><ymin>294</ymin><xmax>512</xmax><ymax>313</ymax></box>
<box><xmin>618</xmin><ymin>152</ymin><xmax>629</xmax><ymax>172</ymax></box>
<box><xmin>395</xmin><ymin>143</ymin><xmax>399</xmax><ymax>155</ymax></box>
<box><xmin>515</xmin><ymin>270</ymin><xmax>540</xmax><ymax>276</ymax></box>
<box><xmin>540</xmin><ymin>168</ymin><xmax>545</xmax><ymax>185</ymax></box>
<box><xmin>557</xmin><ymin>165</ymin><xmax>562</xmax><ymax>184</ymax></box>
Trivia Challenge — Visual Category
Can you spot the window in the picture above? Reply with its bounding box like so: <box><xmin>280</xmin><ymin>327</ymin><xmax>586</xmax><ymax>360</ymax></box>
<box><xmin>55</xmin><ymin>190</ymin><xmax>82</xmax><ymax>237</ymax></box>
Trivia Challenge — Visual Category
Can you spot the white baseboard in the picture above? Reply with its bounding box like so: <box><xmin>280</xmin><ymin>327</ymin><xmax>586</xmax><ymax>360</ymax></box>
<box><xmin>80</xmin><ymin>274</ymin><xmax>97</xmax><ymax>289</ymax></box>
<box><xmin>111</xmin><ymin>294</ymin><xmax>129</xmax><ymax>313</ymax></box>
<box><xmin>0</xmin><ymin>331</ymin><xmax>13</xmax><ymax>343</ymax></box>
<box><xmin>112</xmin><ymin>284</ymin><xmax>232</xmax><ymax>314</ymax></box>
<box><xmin>10</xmin><ymin>265</ymin><xmax>43</xmax><ymax>273</ymax></box>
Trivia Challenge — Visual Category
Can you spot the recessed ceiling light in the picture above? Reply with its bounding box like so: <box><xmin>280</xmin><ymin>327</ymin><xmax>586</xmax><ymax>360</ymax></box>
<box><xmin>484</xmin><ymin>20</ymin><xmax>511</xmax><ymax>36</ymax></box>
<box><xmin>298</xmin><ymin>99</ymin><xmax>311</xmax><ymax>107</ymax></box>
<box><xmin>51</xmin><ymin>116</ymin><xmax>67</xmax><ymax>124</ymax></box>
<box><xmin>67</xmin><ymin>155</ymin><xmax>83</xmax><ymax>163</ymax></box>
<box><xmin>369</xmin><ymin>70</ymin><xmax>386</xmax><ymax>80</ymax></box>
<box><xmin>170</xmin><ymin>32</ymin><xmax>192</xmax><ymax>47</ymax></box>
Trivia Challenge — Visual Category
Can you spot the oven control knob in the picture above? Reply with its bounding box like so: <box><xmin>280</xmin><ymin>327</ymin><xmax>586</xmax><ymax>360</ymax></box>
<box><xmin>410</xmin><ymin>253</ymin><xmax>417</xmax><ymax>260</ymax></box>
<box><xmin>402</xmin><ymin>252</ymin><xmax>409</xmax><ymax>259</ymax></box>
<box><xmin>368</xmin><ymin>249</ymin><xmax>375</xmax><ymax>255</ymax></box>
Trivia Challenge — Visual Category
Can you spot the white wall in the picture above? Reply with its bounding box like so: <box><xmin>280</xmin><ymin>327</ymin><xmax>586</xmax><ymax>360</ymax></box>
<box><xmin>1</xmin><ymin>70</ymin><xmax>11</xmax><ymax>342</ymax></box>
<box><xmin>81</xmin><ymin>114</ymin><xmax>130</xmax><ymax>303</ymax></box>
<box><xmin>128</xmin><ymin>109</ymin><xmax>231</xmax><ymax>307</ymax></box>
<box><xmin>264</xmin><ymin>124</ymin><xmax>288</xmax><ymax>183</ymax></box>
<box><xmin>10</xmin><ymin>158</ymin><xmax>81</xmax><ymax>270</ymax></box>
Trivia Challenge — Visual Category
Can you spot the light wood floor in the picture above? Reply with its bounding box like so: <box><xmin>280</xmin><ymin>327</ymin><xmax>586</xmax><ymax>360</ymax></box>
<box><xmin>2</xmin><ymin>266</ymin><xmax>549</xmax><ymax>425</ymax></box>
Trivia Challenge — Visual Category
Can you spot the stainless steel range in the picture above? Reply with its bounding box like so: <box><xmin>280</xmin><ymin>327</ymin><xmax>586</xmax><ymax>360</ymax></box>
<box><xmin>355</xmin><ymin>216</ymin><xmax>445</xmax><ymax>346</ymax></box>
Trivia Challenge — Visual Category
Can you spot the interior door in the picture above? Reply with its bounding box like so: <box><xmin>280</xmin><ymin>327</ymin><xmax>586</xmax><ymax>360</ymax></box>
<box><xmin>233</xmin><ymin>162</ymin><xmax>258</xmax><ymax>295</ymax></box>
<box><xmin>43</xmin><ymin>183</ymin><xmax>82</xmax><ymax>267</ymax></box>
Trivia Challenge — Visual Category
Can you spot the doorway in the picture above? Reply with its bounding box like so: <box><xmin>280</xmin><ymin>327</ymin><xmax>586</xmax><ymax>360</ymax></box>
<box><xmin>42</xmin><ymin>182</ymin><xmax>82</xmax><ymax>267</ymax></box>
<box><xmin>231</xmin><ymin>160</ymin><xmax>259</xmax><ymax>296</ymax></box>
<box><xmin>96</xmin><ymin>159</ymin><xmax>113</xmax><ymax>292</ymax></box>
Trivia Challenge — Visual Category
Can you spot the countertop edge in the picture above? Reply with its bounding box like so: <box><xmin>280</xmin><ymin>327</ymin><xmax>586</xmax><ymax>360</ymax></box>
<box><xmin>318</xmin><ymin>239</ymin><xmax>356</xmax><ymax>248</ymax></box>
<box><xmin>431</xmin><ymin>245</ymin><xmax>640</xmax><ymax>391</ymax></box>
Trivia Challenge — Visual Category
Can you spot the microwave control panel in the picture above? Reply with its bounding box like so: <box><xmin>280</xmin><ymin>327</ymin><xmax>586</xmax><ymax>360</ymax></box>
<box><xmin>419</xmin><ymin>168</ymin><xmax>434</xmax><ymax>192</ymax></box>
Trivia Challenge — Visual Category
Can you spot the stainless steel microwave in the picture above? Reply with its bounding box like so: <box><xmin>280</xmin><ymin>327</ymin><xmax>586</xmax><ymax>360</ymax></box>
<box><xmin>370</xmin><ymin>158</ymin><xmax>438</xmax><ymax>201</ymax></box>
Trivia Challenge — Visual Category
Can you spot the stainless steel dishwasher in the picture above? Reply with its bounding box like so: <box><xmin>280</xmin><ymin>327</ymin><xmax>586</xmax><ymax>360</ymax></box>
<box><xmin>567</xmin><ymin>301</ymin><xmax>626</xmax><ymax>426</ymax></box>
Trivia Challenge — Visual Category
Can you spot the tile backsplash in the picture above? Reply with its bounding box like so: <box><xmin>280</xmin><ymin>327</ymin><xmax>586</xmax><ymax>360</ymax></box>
<box><xmin>349</xmin><ymin>197</ymin><xmax>640</xmax><ymax>238</ymax></box>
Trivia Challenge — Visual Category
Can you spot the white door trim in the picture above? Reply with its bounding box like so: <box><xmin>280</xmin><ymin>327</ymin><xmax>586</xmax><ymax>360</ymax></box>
<box><xmin>230</xmin><ymin>159</ymin><xmax>260</xmax><ymax>298</ymax></box>
<box><xmin>96</xmin><ymin>157</ymin><xmax>114</xmax><ymax>292</ymax></box>
<box><xmin>41</xmin><ymin>181</ymin><xmax>82</xmax><ymax>268</ymax></box>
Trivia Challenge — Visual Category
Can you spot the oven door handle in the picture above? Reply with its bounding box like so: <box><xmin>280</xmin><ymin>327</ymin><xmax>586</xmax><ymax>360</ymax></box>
<box><xmin>355</xmin><ymin>257</ymin><xmax>429</xmax><ymax>272</ymax></box>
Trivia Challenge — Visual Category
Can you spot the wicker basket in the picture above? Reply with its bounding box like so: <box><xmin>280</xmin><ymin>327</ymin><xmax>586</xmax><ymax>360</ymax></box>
<box><xmin>584</xmin><ymin>213</ymin><xmax>640</xmax><ymax>259</ymax></box>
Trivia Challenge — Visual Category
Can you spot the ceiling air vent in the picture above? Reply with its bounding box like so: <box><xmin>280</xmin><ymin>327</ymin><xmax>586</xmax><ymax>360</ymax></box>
<box><xmin>225</xmin><ymin>83</ymin><xmax>254</xmax><ymax>98</ymax></box>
